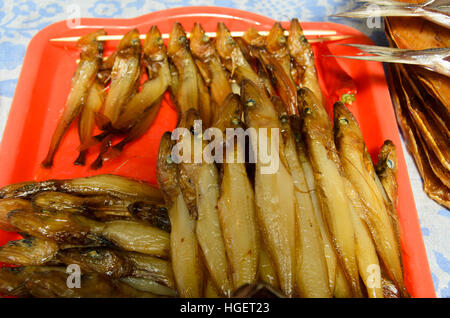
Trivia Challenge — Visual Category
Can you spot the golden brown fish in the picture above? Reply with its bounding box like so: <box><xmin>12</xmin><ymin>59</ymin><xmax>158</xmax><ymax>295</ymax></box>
<box><xmin>156</xmin><ymin>132</ymin><xmax>204</xmax><ymax>297</ymax></box>
<box><xmin>333</xmin><ymin>101</ymin><xmax>407</xmax><ymax>297</ymax></box>
<box><xmin>113</xmin><ymin>26</ymin><xmax>170</xmax><ymax>132</ymax></box>
<box><xmin>41</xmin><ymin>29</ymin><xmax>106</xmax><ymax>168</ymax></box>
<box><xmin>214</xmin><ymin>94</ymin><xmax>260</xmax><ymax>291</ymax></box>
<box><xmin>273</xmin><ymin>97</ymin><xmax>331</xmax><ymax>297</ymax></box>
<box><xmin>0</xmin><ymin>237</ymin><xmax>59</xmax><ymax>266</ymax></box>
<box><xmin>376</xmin><ymin>140</ymin><xmax>399</xmax><ymax>206</ymax></box>
<box><xmin>298</xmin><ymin>87</ymin><xmax>361</xmax><ymax>297</ymax></box>
<box><xmin>75</xmin><ymin>79</ymin><xmax>105</xmax><ymax>165</ymax></box>
<box><xmin>167</xmin><ymin>23</ymin><xmax>200</xmax><ymax>115</ymax></box>
<box><xmin>242</xmin><ymin>80</ymin><xmax>296</xmax><ymax>297</ymax></box>
<box><xmin>288</xmin><ymin>19</ymin><xmax>324</xmax><ymax>106</ymax></box>
<box><xmin>0</xmin><ymin>198</ymin><xmax>32</xmax><ymax>231</ymax></box>
<box><xmin>216</xmin><ymin>23</ymin><xmax>264</xmax><ymax>89</ymax></box>
<box><xmin>102</xmin><ymin>29</ymin><xmax>142</xmax><ymax>127</ymax></box>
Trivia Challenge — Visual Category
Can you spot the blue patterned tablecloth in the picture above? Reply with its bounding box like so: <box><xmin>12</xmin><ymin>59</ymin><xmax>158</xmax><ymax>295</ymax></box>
<box><xmin>0</xmin><ymin>0</ymin><xmax>448</xmax><ymax>297</ymax></box>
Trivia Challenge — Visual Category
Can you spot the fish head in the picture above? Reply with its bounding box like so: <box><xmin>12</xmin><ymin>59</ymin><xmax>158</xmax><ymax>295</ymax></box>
<box><xmin>266</xmin><ymin>22</ymin><xmax>287</xmax><ymax>54</ymax></box>
<box><xmin>190</xmin><ymin>23</ymin><xmax>215</xmax><ymax>61</ymax></box>
<box><xmin>216</xmin><ymin>22</ymin><xmax>236</xmax><ymax>61</ymax></box>
<box><xmin>143</xmin><ymin>26</ymin><xmax>166</xmax><ymax>61</ymax></box>
<box><xmin>241</xmin><ymin>79</ymin><xmax>280</xmax><ymax>129</ymax></box>
<box><xmin>333</xmin><ymin>101</ymin><xmax>364</xmax><ymax>148</ymax></box>
<box><xmin>168</xmin><ymin>22</ymin><xmax>189</xmax><ymax>58</ymax></box>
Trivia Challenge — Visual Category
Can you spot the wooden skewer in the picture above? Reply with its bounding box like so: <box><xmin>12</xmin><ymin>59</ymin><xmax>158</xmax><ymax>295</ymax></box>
<box><xmin>74</xmin><ymin>35</ymin><xmax>353</xmax><ymax>63</ymax></box>
<box><xmin>50</xmin><ymin>30</ymin><xmax>338</xmax><ymax>42</ymax></box>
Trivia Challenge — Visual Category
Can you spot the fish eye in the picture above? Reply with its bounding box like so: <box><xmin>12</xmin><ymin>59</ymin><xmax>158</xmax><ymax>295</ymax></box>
<box><xmin>179</xmin><ymin>36</ymin><xmax>187</xmax><ymax>44</ymax></box>
<box><xmin>87</xmin><ymin>250</ymin><xmax>102</xmax><ymax>259</ymax></box>
<box><xmin>231</xmin><ymin>117</ymin><xmax>241</xmax><ymax>125</ymax></box>
<box><xmin>339</xmin><ymin>117</ymin><xmax>349</xmax><ymax>125</ymax></box>
<box><xmin>280</xmin><ymin>113</ymin><xmax>289</xmax><ymax>123</ymax></box>
<box><xmin>166</xmin><ymin>155</ymin><xmax>173</xmax><ymax>165</ymax></box>
<box><xmin>300</xmin><ymin>35</ymin><xmax>307</xmax><ymax>43</ymax></box>
<box><xmin>131</xmin><ymin>39</ymin><xmax>139</xmax><ymax>45</ymax></box>
<box><xmin>387</xmin><ymin>159</ymin><xmax>395</xmax><ymax>169</ymax></box>
<box><xmin>21</xmin><ymin>238</ymin><xmax>34</xmax><ymax>247</ymax></box>
<box><xmin>156</xmin><ymin>37</ymin><xmax>163</xmax><ymax>45</ymax></box>
<box><xmin>303</xmin><ymin>107</ymin><xmax>312</xmax><ymax>115</ymax></box>
<box><xmin>227</xmin><ymin>36</ymin><xmax>234</xmax><ymax>45</ymax></box>
<box><xmin>246</xmin><ymin>98</ymin><xmax>256</xmax><ymax>107</ymax></box>
<box><xmin>279</xmin><ymin>36</ymin><xmax>286</xmax><ymax>44</ymax></box>
<box><xmin>202</xmin><ymin>35</ymin><xmax>209</xmax><ymax>43</ymax></box>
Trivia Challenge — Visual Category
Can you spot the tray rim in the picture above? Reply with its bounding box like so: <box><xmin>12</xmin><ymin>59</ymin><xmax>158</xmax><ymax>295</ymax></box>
<box><xmin>0</xmin><ymin>5</ymin><xmax>436</xmax><ymax>298</ymax></box>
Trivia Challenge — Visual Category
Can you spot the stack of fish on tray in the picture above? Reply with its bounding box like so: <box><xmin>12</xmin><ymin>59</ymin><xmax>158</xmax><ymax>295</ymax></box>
<box><xmin>384</xmin><ymin>0</ymin><xmax>450</xmax><ymax>208</ymax></box>
<box><xmin>0</xmin><ymin>174</ymin><xmax>176</xmax><ymax>297</ymax></box>
<box><xmin>0</xmin><ymin>20</ymin><xmax>409</xmax><ymax>298</ymax></box>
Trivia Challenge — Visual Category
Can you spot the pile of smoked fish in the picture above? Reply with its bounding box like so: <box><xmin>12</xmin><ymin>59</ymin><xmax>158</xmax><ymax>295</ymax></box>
<box><xmin>0</xmin><ymin>20</ymin><xmax>408</xmax><ymax>298</ymax></box>
<box><xmin>385</xmin><ymin>0</ymin><xmax>450</xmax><ymax>208</ymax></box>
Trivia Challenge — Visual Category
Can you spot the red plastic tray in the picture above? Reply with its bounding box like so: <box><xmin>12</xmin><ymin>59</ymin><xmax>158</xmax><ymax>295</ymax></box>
<box><xmin>0</xmin><ymin>6</ymin><xmax>434</xmax><ymax>298</ymax></box>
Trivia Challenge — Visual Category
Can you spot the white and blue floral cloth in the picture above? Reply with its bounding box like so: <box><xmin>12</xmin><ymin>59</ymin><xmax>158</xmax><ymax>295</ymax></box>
<box><xmin>0</xmin><ymin>0</ymin><xmax>448</xmax><ymax>297</ymax></box>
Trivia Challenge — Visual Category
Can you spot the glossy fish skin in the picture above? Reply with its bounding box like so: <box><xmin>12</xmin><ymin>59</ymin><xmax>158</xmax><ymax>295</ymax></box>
<box><xmin>75</xmin><ymin>79</ymin><xmax>105</xmax><ymax>166</ymax></box>
<box><xmin>21</xmin><ymin>271</ymin><xmax>158</xmax><ymax>298</ymax></box>
<box><xmin>0</xmin><ymin>266</ymin><xmax>66</xmax><ymax>296</ymax></box>
<box><xmin>242</xmin><ymin>27</ymin><xmax>266</xmax><ymax>49</ymax></box>
<box><xmin>168</xmin><ymin>23</ymin><xmax>199</xmax><ymax>115</ymax></box>
<box><xmin>333</xmin><ymin>101</ymin><xmax>407</xmax><ymax>297</ymax></box>
<box><xmin>342</xmin><ymin>177</ymin><xmax>384</xmax><ymax>298</ymax></box>
<box><xmin>273</xmin><ymin>97</ymin><xmax>331</xmax><ymax>298</ymax></box>
<box><xmin>102</xmin><ymin>29</ymin><xmax>142</xmax><ymax>127</ymax></box>
<box><xmin>156</xmin><ymin>132</ymin><xmax>204</xmax><ymax>297</ymax></box>
<box><xmin>56</xmin><ymin>247</ymin><xmax>134</xmax><ymax>278</ymax></box>
<box><xmin>0</xmin><ymin>237</ymin><xmax>59</xmax><ymax>266</ymax></box>
<box><xmin>294</xmin><ymin>132</ymin><xmax>339</xmax><ymax>294</ymax></box>
<box><xmin>213</xmin><ymin>94</ymin><xmax>259</xmax><ymax>291</ymax></box>
<box><xmin>127</xmin><ymin>252</ymin><xmax>175</xmax><ymax>288</ymax></box>
<box><xmin>162</xmin><ymin>24</ymin><xmax>214</xmax><ymax>128</ymax></box>
<box><xmin>107</xmin><ymin>99</ymin><xmax>162</xmax><ymax>160</ymax></box>
<box><xmin>57</xmin><ymin>174</ymin><xmax>164</xmax><ymax>203</ymax></box>
<box><xmin>216</xmin><ymin>23</ymin><xmax>263</xmax><ymax>89</ymax></box>
<box><xmin>0</xmin><ymin>174</ymin><xmax>163</xmax><ymax>204</ymax></box>
<box><xmin>191</xmin><ymin>110</ymin><xmax>232</xmax><ymax>295</ymax></box>
<box><xmin>7</xmin><ymin>209</ymin><xmax>105</xmax><ymax>245</ymax></box>
<box><xmin>266</xmin><ymin>23</ymin><xmax>292</xmax><ymax>81</ymax></box>
<box><xmin>241</xmin><ymin>80</ymin><xmax>296</xmax><ymax>297</ymax></box>
<box><xmin>127</xmin><ymin>201</ymin><xmax>171</xmax><ymax>232</ymax></box>
<box><xmin>0</xmin><ymin>198</ymin><xmax>32</xmax><ymax>231</ymax></box>
<box><xmin>196</xmin><ymin>66</ymin><xmax>213</xmax><ymax>128</ymax></box>
<box><xmin>258</xmin><ymin>248</ymin><xmax>279</xmax><ymax>289</ymax></box>
<box><xmin>56</xmin><ymin>247</ymin><xmax>175</xmax><ymax>289</ymax></box>
<box><xmin>266</xmin><ymin>23</ymin><xmax>298</xmax><ymax>116</ymax></box>
<box><xmin>376</xmin><ymin>140</ymin><xmax>399</xmax><ymax>206</ymax></box>
<box><xmin>175</xmin><ymin>109</ymin><xmax>202</xmax><ymax>218</ymax></box>
<box><xmin>32</xmin><ymin>191</ymin><xmax>131</xmax><ymax>215</ymax></box>
<box><xmin>102</xmin><ymin>220</ymin><xmax>170</xmax><ymax>258</ymax></box>
<box><xmin>41</xmin><ymin>29</ymin><xmax>106</xmax><ymax>168</ymax></box>
<box><xmin>120</xmin><ymin>277</ymin><xmax>176</xmax><ymax>297</ymax></box>
<box><xmin>298</xmin><ymin>88</ymin><xmax>361</xmax><ymax>297</ymax></box>
<box><xmin>212</xmin><ymin>93</ymin><xmax>243</xmax><ymax>133</ymax></box>
<box><xmin>241</xmin><ymin>26</ymin><xmax>296</xmax><ymax>116</ymax></box>
<box><xmin>195</xmin><ymin>151</ymin><xmax>233</xmax><ymax>297</ymax></box>
<box><xmin>288</xmin><ymin>19</ymin><xmax>324</xmax><ymax>106</ymax></box>
<box><xmin>113</xmin><ymin>26</ymin><xmax>170</xmax><ymax>132</ymax></box>
<box><xmin>190</xmin><ymin>23</ymin><xmax>232</xmax><ymax>112</ymax></box>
